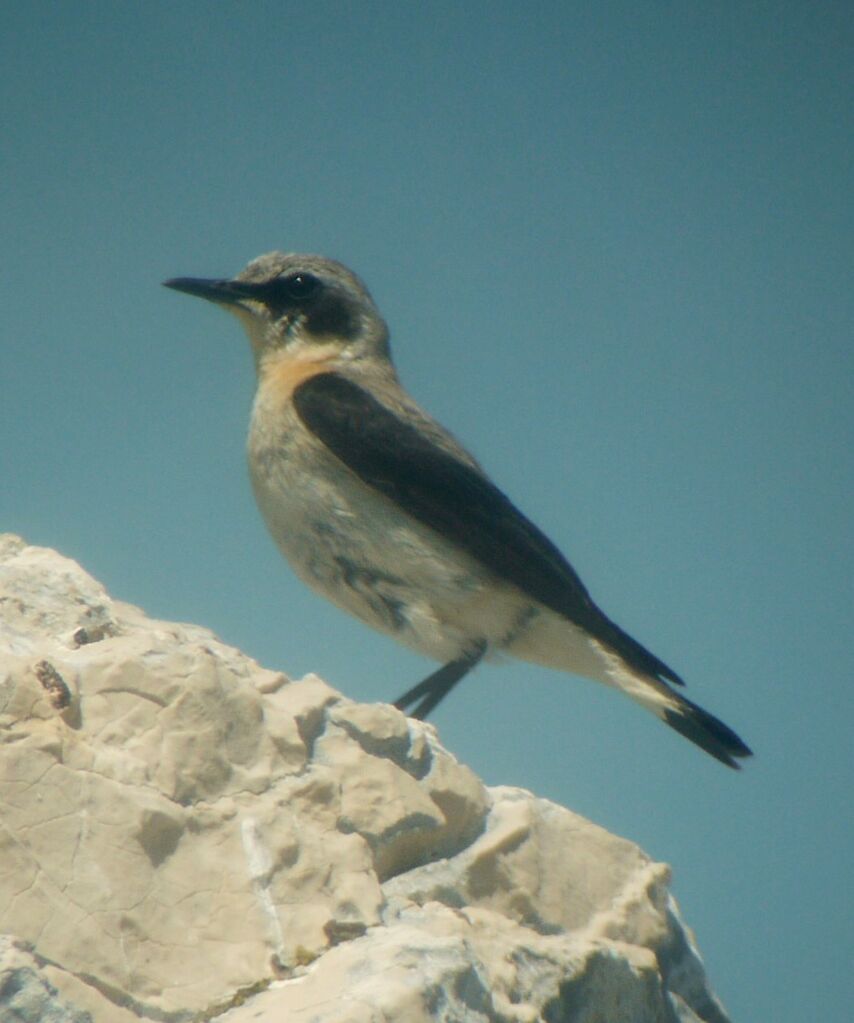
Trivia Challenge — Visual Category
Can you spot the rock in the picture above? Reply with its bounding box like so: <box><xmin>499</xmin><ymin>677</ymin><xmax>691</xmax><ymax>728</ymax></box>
<box><xmin>0</xmin><ymin>936</ymin><xmax>92</xmax><ymax>1023</ymax></box>
<box><xmin>0</xmin><ymin>536</ymin><xmax>730</xmax><ymax>1023</ymax></box>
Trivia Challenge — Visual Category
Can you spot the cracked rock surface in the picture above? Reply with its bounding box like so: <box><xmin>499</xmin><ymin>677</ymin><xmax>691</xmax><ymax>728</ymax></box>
<box><xmin>0</xmin><ymin>536</ymin><xmax>730</xmax><ymax>1023</ymax></box>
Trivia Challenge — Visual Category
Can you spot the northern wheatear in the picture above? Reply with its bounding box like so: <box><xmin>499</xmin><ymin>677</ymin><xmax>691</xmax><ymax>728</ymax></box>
<box><xmin>164</xmin><ymin>253</ymin><xmax>751</xmax><ymax>768</ymax></box>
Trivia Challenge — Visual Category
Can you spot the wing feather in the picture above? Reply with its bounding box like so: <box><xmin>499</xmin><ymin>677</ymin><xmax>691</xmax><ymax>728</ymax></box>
<box><xmin>293</xmin><ymin>372</ymin><xmax>683</xmax><ymax>686</ymax></box>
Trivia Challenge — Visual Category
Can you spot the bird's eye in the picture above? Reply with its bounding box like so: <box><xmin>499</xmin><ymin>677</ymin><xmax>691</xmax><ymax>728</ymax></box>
<box><xmin>280</xmin><ymin>272</ymin><xmax>319</xmax><ymax>300</ymax></box>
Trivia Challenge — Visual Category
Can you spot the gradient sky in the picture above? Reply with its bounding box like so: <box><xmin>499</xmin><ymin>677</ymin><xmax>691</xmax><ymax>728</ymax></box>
<box><xmin>3</xmin><ymin>4</ymin><xmax>851</xmax><ymax>1020</ymax></box>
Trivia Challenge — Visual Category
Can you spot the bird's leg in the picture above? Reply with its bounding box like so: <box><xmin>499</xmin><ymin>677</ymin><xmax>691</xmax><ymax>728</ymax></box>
<box><xmin>393</xmin><ymin>642</ymin><xmax>486</xmax><ymax>720</ymax></box>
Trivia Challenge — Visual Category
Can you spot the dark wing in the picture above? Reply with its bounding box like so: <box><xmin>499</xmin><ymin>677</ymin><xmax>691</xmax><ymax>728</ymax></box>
<box><xmin>293</xmin><ymin>372</ymin><xmax>683</xmax><ymax>687</ymax></box>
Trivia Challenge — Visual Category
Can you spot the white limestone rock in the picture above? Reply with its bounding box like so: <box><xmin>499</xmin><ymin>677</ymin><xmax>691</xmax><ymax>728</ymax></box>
<box><xmin>0</xmin><ymin>536</ymin><xmax>730</xmax><ymax>1023</ymax></box>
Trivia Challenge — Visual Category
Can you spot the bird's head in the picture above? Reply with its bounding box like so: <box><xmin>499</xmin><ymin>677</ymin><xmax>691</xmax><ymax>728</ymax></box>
<box><xmin>164</xmin><ymin>252</ymin><xmax>391</xmax><ymax>371</ymax></box>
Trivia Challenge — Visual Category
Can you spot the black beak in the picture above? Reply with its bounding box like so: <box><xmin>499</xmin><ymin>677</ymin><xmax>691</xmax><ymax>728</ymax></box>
<box><xmin>162</xmin><ymin>276</ymin><xmax>265</xmax><ymax>306</ymax></box>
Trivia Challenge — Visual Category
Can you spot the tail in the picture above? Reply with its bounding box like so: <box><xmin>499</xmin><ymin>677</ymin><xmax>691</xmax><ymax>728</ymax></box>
<box><xmin>659</xmin><ymin>690</ymin><xmax>753</xmax><ymax>768</ymax></box>
<box><xmin>508</xmin><ymin>614</ymin><xmax>752</xmax><ymax>767</ymax></box>
<box><xmin>594</xmin><ymin>645</ymin><xmax>753</xmax><ymax>768</ymax></box>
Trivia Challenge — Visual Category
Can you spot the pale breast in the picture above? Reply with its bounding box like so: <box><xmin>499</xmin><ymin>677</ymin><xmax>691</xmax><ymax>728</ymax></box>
<box><xmin>245</xmin><ymin>355</ymin><xmax>530</xmax><ymax>661</ymax></box>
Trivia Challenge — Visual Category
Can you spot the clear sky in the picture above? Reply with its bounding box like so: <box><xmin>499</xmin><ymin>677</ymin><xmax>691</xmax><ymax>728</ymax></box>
<box><xmin>3</xmin><ymin>4</ymin><xmax>851</xmax><ymax>1020</ymax></box>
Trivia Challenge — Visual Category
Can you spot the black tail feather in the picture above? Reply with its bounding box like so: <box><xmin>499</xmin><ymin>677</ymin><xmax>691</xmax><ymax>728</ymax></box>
<box><xmin>664</xmin><ymin>695</ymin><xmax>753</xmax><ymax>769</ymax></box>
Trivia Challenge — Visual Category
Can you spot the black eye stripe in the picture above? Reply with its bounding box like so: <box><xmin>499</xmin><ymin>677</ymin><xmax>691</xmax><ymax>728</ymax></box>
<box><xmin>254</xmin><ymin>272</ymin><xmax>357</xmax><ymax>338</ymax></box>
<box><xmin>277</xmin><ymin>272</ymin><xmax>319</xmax><ymax>301</ymax></box>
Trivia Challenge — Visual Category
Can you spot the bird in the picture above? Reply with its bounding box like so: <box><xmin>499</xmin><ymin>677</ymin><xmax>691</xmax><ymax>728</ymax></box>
<box><xmin>164</xmin><ymin>252</ymin><xmax>752</xmax><ymax>768</ymax></box>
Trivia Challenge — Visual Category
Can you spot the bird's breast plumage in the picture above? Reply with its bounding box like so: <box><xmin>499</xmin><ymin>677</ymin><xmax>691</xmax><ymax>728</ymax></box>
<box><xmin>246</xmin><ymin>368</ymin><xmax>524</xmax><ymax>662</ymax></box>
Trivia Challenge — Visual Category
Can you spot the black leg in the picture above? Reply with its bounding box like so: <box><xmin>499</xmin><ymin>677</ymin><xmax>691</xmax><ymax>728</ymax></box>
<box><xmin>393</xmin><ymin>643</ymin><xmax>486</xmax><ymax>720</ymax></box>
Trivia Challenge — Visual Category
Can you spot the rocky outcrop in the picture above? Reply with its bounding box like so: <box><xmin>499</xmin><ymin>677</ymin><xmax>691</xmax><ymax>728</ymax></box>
<box><xmin>0</xmin><ymin>535</ymin><xmax>730</xmax><ymax>1022</ymax></box>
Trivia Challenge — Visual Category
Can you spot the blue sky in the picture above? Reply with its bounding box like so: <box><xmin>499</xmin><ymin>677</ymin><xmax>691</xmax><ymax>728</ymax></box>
<box><xmin>3</xmin><ymin>4</ymin><xmax>851</xmax><ymax>1019</ymax></box>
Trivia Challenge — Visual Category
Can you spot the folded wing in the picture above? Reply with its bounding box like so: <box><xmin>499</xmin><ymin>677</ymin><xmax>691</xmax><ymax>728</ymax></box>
<box><xmin>292</xmin><ymin>372</ymin><xmax>684</xmax><ymax>688</ymax></box>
